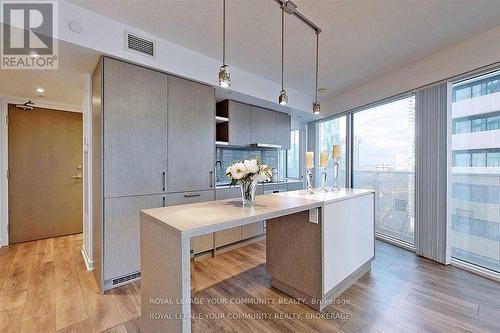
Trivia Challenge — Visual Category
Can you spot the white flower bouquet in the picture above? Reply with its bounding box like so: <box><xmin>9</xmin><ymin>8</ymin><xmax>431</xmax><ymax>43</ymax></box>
<box><xmin>225</xmin><ymin>159</ymin><xmax>272</xmax><ymax>205</ymax></box>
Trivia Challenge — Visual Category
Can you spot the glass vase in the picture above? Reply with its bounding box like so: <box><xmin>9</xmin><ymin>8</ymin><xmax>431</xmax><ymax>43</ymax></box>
<box><xmin>332</xmin><ymin>158</ymin><xmax>340</xmax><ymax>191</ymax></box>
<box><xmin>240</xmin><ymin>180</ymin><xmax>257</xmax><ymax>206</ymax></box>
<box><xmin>319</xmin><ymin>167</ymin><xmax>328</xmax><ymax>192</ymax></box>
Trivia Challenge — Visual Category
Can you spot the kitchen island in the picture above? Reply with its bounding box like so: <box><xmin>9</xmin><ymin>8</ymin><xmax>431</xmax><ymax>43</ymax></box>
<box><xmin>139</xmin><ymin>188</ymin><xmax>375</xmax><ymax>333</ymax></box>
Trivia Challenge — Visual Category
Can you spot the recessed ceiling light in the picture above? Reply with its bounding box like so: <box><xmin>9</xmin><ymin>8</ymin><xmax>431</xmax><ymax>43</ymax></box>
<box><xmin>36</xmin><ymin>88</ymin><xmax>45</xmax><ymax>93</ymax></box>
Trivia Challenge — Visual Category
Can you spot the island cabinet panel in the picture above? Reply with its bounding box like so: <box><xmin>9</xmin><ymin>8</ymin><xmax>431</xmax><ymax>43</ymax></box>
<box><xmin>251</xmin><ymin>106</ymin><xmax>275</xmax><ymax>144</ymax></box>
<box><xmin>103</xmin><ymin>57</ymin><xmax>167</xmax><ymax>198</ymax></box>
<box><xmin>214</xmin><ymin>227</ymin><xmax>242</xmax><ymax>248</ymax></box>
<box><xmin>228</xmin><ymin>101</ymin><xmax>252</xmax><ymax>146</ymax></box>
<box><xmin>165</xmin><ymin>190</ymin><xmax>215</xmax><ymax>255</ymax></box>
<box><xmin>167</xmin><ymin>76</ymin><xmax>215</xmax><ymax>193</ymax></box>
<box><xmin>103</xmin><ymin>194</ymin><xmax>164</xmax><ymax>282</ymax></box>
<box><xmin>275</xmin><ymin>111</ymin><xmax>291</xmax><ymax>150</ymax></box>
<box><xmin>241</xmin><ymin>222</ymin><xmax>265</xmax><ymax>239</ymax></box>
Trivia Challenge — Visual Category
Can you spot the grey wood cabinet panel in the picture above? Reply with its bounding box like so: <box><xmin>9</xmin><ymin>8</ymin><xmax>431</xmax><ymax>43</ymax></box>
<box><xmin>251</xmin><ymin>106</ymin><xmax>275</xmax><ymax>144</ymax></box>
<box><xmin>228</xmin><ymin>101</ymin><xmax>251</xmax><ymax>146</ymax></box>
<box><xmin>165</xmin><ymin>190</ymin><xmax>215</xmax><ymax>254</ymax></box>
<box><xmin>287</xmin><ymin>182</ymin><xmax>304</xmax><ymax>191</ymax></box>
<box><xmin>167</xmin><ymin>76</ymin><xmax>215</xmax><ymax>193</ymax></box>
<box><xmin>103</xmin><ymin>58</ymin><xmax>167</xmax><ymax>198</ymax></box>
<box><xmin>104</xmin><ymin>194</ymin><xmax>164</xmax><ymax>280</ymax></box>
<box><xmin>275</xmin><ymin>111</ymin><xmax>291</xmax><ymax>150</ymax></box>
<box><xmin>241</xmin><ymin>222</ymin><xmax>265</xmax><ymax>239</ymax></box>
<box><xmin>215</xmin><ymin>187</ymin><xmax>240</xmax><ymax>200</ymax></box>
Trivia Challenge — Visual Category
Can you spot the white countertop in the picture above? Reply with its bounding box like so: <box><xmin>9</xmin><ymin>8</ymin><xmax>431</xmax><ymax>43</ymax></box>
<box><xmin>141</xmin><ymin>188</ymin><xmax>374</xmax><ymax>237</ymax></box>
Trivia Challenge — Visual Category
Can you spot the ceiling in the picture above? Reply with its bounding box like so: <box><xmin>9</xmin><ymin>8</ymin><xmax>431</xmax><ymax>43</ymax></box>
<box><xmin>0</xmin><ymin>39</ymin><xmax>100</xmax><ymax>106</ymax></box>
<box><xmin>69</xmin><ymin>0</ymin><xmax>500</xmax><ymax>100</ymax></box>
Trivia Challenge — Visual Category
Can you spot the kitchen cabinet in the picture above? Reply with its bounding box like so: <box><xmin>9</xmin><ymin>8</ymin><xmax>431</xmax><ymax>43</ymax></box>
<box><xmin>167</xmin><ymin>76</ymin><xmax>215</xmax><ymax>193</ymax></box>
<box><xmin>228</xmin><ymin>101</ymin><xmax>252</xmax><ymax>146</ymax></box>
<box><xmin>241</xmin><ymin>222</ymin><xmax>265</xmax><ymax>239</ymax></box>
<box><xmin>165</xmin><ymin>190</ymin><xmax>215</xmax><ymax>255</ymax></box>
<box><xmin>104</xmin><ymin>195</ymin><xmax>164</xmax><ymax>282</ymax></box>
<box><xmin>275</xmin><ymin>111</ymin><xmax>291</xmax><ymax>150</ymax></box>
<box><xmin>251</xmin><ymin>106</ymin><xmax>275</xmax><ymax>145</ymax></box>
<box><xmin>103</xmin><ymin>57</ymin><xmax>167</xmax><ymax>198</ymax></box>
<box><xmin>287</xmin><ymin>181</ymin><xmax>304</xmax><ymax>191</ymax></box>
<box><xmin>214</xmin><ymin>227</ymin><xmax>242</xmax><ymax>248</ymax></box>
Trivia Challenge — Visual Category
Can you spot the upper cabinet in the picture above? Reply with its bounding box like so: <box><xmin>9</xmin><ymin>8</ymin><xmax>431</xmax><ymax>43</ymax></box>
<box><xmin>216</xmin><ymin>100</ymin><xmax>291</xmax><ymax>149</ymax></box>
<box><xmin>228</xmin><ymin>101</ymin><xmax>252</xmax><ymax>146</ymax></box>
<box><xmin>167</xmin><ymin>76</ymin><xmax>215</xmax><ymax>193</ymax></box>
<box><xmin>251</xmin><ymin>106</ymin><xmax>276</xmax><ymax>145</ymax></box>
<box><xmin>274</xmin><ymin>111</ymin><xmax>291</xmax><ymax>150</ymax></box>
<box><xmin>103</xmin><ymin>58</ymin><xmax>168</xmax><ymax>198</ymax></box>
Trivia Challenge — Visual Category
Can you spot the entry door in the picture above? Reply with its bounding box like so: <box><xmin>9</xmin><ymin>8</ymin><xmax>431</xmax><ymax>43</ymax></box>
<box><xmin>8</xmin><ymin>104</ymin><xmax>83</xmax><ymax>243</ymax></box>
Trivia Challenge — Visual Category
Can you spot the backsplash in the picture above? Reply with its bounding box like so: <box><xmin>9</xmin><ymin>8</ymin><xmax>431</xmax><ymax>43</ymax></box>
<box><xmin>216</xmin><ymin>147</ymin><xmax>285</xmax><ymax>183</ymax></box>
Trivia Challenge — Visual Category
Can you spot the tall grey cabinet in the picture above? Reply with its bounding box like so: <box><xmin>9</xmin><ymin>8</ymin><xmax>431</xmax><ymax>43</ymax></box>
<box><xmin>92</xmin><ymin>57</ymin><xmax>215</xmax><ymax>291</ymax></box>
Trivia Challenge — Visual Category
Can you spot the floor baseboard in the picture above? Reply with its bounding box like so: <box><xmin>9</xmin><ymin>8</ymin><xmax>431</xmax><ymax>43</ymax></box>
<box><xmin>81</xmin><ymin>246</ymin><xmax>94</xmax><ymax>271</ymax></box>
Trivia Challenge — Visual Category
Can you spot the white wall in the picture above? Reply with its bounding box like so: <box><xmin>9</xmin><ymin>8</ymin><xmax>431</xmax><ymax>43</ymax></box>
<box><xmin>321</xmin><ymin>24</ymin><xmax>500</xmax><ymax>117</ymax></box>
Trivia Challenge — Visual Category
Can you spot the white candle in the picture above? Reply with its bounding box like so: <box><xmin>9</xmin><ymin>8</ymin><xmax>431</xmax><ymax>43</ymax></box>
<box><xmin>320</xmin><ymin>151</ymin><xmax>328</xmax><ymax>167</ymax></box>
<box><xmin>332</xmin><ymin>145</ymin><xmax>341</xmax><ymax>159</ymax></box>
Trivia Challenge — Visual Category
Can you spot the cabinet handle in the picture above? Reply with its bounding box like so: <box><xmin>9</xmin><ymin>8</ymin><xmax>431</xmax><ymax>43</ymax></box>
<box><xmin>162</xmin><ymin>196</ymin><xmax>166</xmax><ymax>207</ymax></box>
<box><xmin>209</xmin><ymin>171</ymin><xmax>213</xmax><ymax>188</ymax></box>
<box><xmin>162</xmin><ymin>172</ymin><xmax>166</xmax><ymax>191</ymax></box>
<box><xmin>184</xmin><ymin>193</ymin><xmax>201</xmax><ymax>198</ymax></box>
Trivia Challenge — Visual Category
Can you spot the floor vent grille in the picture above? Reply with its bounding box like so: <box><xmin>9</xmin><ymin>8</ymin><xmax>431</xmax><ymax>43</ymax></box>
<box><xmin>125</xmin><ymin>32</ymin><xmax>155</xmax><ymax>57</ymax></box>
<box><xmin>112</xmin><ymin>272</ymin><xmax>141</xmax><ymax>286</ymax></box>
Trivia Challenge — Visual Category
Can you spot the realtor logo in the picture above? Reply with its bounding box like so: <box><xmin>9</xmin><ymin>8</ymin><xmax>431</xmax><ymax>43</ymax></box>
<box><xmin>1</xmin><ymin>1</ymin><xmax>58</xmax><ymax>69</ymax></box>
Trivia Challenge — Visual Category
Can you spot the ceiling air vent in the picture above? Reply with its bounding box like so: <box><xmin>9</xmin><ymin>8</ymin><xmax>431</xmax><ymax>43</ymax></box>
<box><xmin>125</xmin><ymin>32</ymin><xmax>155</xmax><ymax>58</ymax></box>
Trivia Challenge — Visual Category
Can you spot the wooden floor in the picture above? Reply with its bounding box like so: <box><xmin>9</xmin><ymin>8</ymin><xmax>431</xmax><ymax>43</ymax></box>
<box><xmin>1</xmin><ymin>235</ymin><xmax>499</xmax><ymax>333</ymax></box>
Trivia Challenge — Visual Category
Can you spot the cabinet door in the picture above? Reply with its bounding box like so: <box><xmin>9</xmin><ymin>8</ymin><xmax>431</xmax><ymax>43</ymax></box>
<box><xmin>275</xmin><ymin>112</ymin><xmax>291</xmax><ymax>150</ymax></box>
<box><xmin>103</xmin><ymin>58</ymin><xmax>167</xmax><ymax>197</ymax></box>
<box><xmin>168</xmin><ymin>76</ymin><xmax>215</xmax><ymax>192</ymax></box>
<box><xmin>228</xmin><ymin>101</ymin><xmax>251</xmax><ymax>146</ymax></box>
<box><xmin>165</xmin><ymin>190</ymin><xmax>215</xmax><ymax>254</ymax></box>
<box><xmin>104</xmin><ymin>195</ymin><xmax>164</xmax><ymax>280</ymax></box>
<box><xmin>251</xmin><ymin>106</ymin><xmax>275</xmax><ymax>144</ymax></box>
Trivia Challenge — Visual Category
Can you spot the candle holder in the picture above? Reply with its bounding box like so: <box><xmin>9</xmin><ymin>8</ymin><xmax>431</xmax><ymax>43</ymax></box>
<box><xmin>332</xmin><ymin>158</ymin><xmax>340</xmax><ymax>191</ymax></box>
<box><xmin>319</xmin><ymin>166</ymin><xmax>328</xmax><ymax>192</ymax></box>
<box><xmin>305</xmin><ymin>167</ymin><xmax>315</xmax><ymax>194</ymax></box>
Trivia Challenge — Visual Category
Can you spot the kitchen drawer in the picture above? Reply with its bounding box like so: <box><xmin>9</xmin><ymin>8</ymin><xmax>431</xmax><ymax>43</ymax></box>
<box><xmin>215</xmin><ymin>187</ymin><xmax>241</xmax><ymax>200</ymax></box>
<box><xmin>214</xmin><ymin>227</ymin><xmax>242</xmax><ymax>247</ymax></box>
<box><xmin>166</xmin><ymin>190</ymin><xmax>214</xmax><ymax>205</ymax></box>
<box><xmin>263</xmin><ymin>183</ymin><xmax>288</xmax><ymax>194</ymax></box>
<box><xmin>241</xmin><ymin>222</ymin><xmax>265</xmax><ymax>239</ymax></box>
<box><xmin>287</xmin><ymin>182</ymin><xmax>304</xmax><ymax>191</ymax></box>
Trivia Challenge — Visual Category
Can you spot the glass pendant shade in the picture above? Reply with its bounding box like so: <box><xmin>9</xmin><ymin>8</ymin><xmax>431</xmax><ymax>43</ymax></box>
<box><xmin>279</xmin><ymin>89</ymin><xmax>288</xmax><ymax>105</ymax></box>
<box><xmin>313</xmin><ymin>101</ymin><xmax>320</xmax><ymax>114</ymax></box>
<box><xmin>218</xmin><ymin>64</ymin><xmax>231</xmax><ymax>88</ymax></box>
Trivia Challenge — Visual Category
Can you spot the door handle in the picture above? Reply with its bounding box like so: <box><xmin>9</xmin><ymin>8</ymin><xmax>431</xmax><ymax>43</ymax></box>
<box><xmin>184</xmin><ymin>193</ymin><xmax>201</xmax><ymax>198</ymax></box>
<box><xmin>162</xmin><ymin>172</ymin><xmax>166</xmax><ymax>191</ymax></box>
<box><xmin>162</xmin><ymin>196</ymin><xmax>166</xmax><ymax>207</ymax></box>
<box><xmin>209</xmin><ymin>171</ymin><xmax>213</xmax><ymax>188</ymax></box>
<box><xmin>72</xmin><ymin>173</ymin><xmax>82</xmax><ymax>180</ymax></box>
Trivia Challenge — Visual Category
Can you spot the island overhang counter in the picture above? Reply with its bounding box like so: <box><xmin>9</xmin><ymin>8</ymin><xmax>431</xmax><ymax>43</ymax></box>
<box><xmin>139</xmin><ymin>188</ymin><xmax>375</xmax><ymax>333</ymax></box>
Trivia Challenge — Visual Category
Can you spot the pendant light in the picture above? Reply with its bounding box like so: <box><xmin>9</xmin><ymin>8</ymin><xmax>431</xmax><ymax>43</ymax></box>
<box><xmin>279</xmin><ymin>6</ymin><xmax>288</xmax><ymax>105</ymax></box>
<box><xmin>218</xmin><ymin>0</ymin><xmax>230</xmax><ymax>88</ymax></box>
<box><xmin>313</xmin><ymin>32</ymin><xmax>320</xmax><ymax>114</ymax></box>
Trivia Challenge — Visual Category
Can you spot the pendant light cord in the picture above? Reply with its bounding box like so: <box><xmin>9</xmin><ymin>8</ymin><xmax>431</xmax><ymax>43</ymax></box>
<box><xmin>315</xmin><ymin>32</ymin><xmax>319</xmax><ymax>103</ymax></box>
<box><xmin>281</xmin><ymin>7</ymin><xmax>284</xmax><ymax>91</ymax></box>
<box><xmin>222</xmin><ymin>0</ymin><xmax>226</xmax><ymax>65</ymax></box>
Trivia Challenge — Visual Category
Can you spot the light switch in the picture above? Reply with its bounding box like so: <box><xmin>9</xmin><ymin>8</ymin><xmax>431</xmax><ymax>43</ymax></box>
<box><xmin>309</xmin><ymin>208</ymin><xmax>319</xmax><ymax>224</ymax></box>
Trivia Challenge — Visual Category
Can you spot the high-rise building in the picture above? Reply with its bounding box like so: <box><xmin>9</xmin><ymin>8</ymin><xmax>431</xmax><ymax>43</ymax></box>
<box><xmin>451</xmin><ymin>71</ymin><xmax>500</xmax><ymax>273</ymax></box>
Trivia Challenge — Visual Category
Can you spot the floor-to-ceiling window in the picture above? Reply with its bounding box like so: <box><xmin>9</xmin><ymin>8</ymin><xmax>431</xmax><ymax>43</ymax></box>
<box><xmin>317</xmin><ymin>116</ymin><xmax>347</xmax><ymax>188</ymax></box>
<box><xmin>451</xmin><ymin>71</ymin><xmax>500</xmax><ymax>273</ymax></box>
<box><xmin>352</xmin><ymin>96</ymin><xmax>415</xmax><ymax>245</ymax></box>
<box><xmin>287</xmin><ymin>130</ymin><xmax>300</xmax><ymax>179</ymax></box>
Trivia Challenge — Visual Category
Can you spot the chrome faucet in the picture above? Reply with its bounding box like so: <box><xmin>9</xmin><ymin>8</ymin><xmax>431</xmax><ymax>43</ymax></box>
<box><xmin>215</xmin><ymin>160</ymin><xmax>222</xmax><ymax>182</ymax></box>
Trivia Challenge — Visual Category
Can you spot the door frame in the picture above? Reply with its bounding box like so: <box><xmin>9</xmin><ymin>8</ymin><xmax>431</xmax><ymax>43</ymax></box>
<box><xmin>0</xmin><ymin>96</ymin><xmax>83</xmax><ymax>246</ymax></box>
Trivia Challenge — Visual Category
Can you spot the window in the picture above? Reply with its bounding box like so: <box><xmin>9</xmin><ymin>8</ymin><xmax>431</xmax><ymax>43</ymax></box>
<box><xmin>471</xmin><ymin>152</ymin><xmax>486</xmax><ymax>167</ymax></box>
<box><xmin>287</xmin><ymin>130</ymin><xmax>300</xmax><ymax>179</ymax></box>
<box><xmin>352</xmin><ymin>96</ymin><xmax>415</xmax><ymax>245</ymax></box>
<box><xmin>454</xmin><ymin>152</ymin><xmax>471</xmax><ymax>167</ymax></box>
<box><xmin>471</xmin><ymin>118</ymin><xmax>487</xmax><ymax>132</ymax></box>
<box><xmin>451</xmin><ymin>72</ymin><xmax>500</xmax><ymax>273</ymax></box>
<box><xmin>487</xmin><ymin>115</ymin><xmax>500</xmax><ymax>130</ymax></box>
<box><xmin>454</xmin><ymin>86</ymin><xmax>471</xmax><ymax>102</ymax></box>
<box><xmin>454</xmin><ymin>119</ymin><xmax>471</xmax><ymax>134</ymax></box>
<box><xmin>316</xmin><ymin>116</ymin><xmax>347</xmax><ymax>187</ymax></box>
<box><xmin>487</xmin><ymin>152</ymin><xmax>500</xmax><ymax>167</ymax></box>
